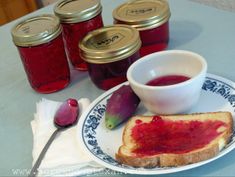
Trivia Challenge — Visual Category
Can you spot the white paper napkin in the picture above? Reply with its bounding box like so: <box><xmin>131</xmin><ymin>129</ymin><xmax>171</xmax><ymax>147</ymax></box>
<box><xmin>31</xmin><ymin>98</ymin><xmax>105</xmax><ymax>176</ymax></box>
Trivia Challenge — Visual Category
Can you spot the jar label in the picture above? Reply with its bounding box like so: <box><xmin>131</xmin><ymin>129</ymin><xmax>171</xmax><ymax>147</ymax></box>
<box><xmin>21</xmin><ymin>25</ymin><xmax>31</xmax><ymax>34</ymax></box>
<box><xmin>126</xmin><ymin>7</ymin><xmax>156</xmax><ymax>16</ymax></box>
<box><xmin>91</xmin><ymin>33</ymin><xmax>125</xmax><ymax>49</ymax></box>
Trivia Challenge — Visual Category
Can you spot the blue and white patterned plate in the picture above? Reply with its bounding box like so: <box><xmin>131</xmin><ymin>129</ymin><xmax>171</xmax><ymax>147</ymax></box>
<box><xmin>77</xmin><ymin>73</ymin><xmax>235</xmax><ymax>175</ymax></box>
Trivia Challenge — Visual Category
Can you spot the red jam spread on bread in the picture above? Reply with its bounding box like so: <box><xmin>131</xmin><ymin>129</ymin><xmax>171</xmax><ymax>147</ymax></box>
<box><xmin>131</xmin><ymin>116</ymin><xmax>227</xmax><ymax>156</ymax></box>
<box><xmin>146</xmin><ymin>75</ymin><xmax>190</xmax><ymax>86</ymax></box>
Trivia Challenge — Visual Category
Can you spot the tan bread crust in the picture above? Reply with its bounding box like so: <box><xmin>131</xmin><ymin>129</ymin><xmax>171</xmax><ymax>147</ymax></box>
<box><xmin>116</xmin><ymin>112</ymin><xmax>233</xmax><ymax>167</ymax></box>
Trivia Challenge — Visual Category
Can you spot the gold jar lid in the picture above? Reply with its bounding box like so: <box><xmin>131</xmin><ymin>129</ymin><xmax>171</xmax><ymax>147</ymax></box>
<box><xmin>79</xmin><ymin>25</ymin><xmax>141</xmax><ymax>64</ymax></box>
<box><xmin>54</xmin><ymin>0</ymin><xmax>102</xmax><ymax>23</ymax></box>
<box><xmin>113</xmin><ymin>0</ymin><xmax>171</xmax><ymax>30</ymax></box>
<box><xmin>11</xmin><ymin>14</ymin><xmax>61</xmax><ymax>47</ymax></box>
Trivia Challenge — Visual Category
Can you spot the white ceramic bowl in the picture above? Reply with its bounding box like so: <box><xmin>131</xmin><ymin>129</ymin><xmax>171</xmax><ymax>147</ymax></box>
<box><xmin>127</xmin><ymin>50</ymin><xmax>207</xmax><ymax>114</ymax></box>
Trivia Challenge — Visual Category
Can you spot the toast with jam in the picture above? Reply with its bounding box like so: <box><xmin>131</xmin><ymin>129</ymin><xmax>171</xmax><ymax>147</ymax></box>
<box><xmin>116</xmin><ymin>112</ymin><xmax>233</xmax><ymax>167</ymax></box>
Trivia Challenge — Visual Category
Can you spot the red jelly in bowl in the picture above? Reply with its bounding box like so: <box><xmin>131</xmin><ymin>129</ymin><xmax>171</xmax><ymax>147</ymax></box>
<box><xmin>79</xmin><ymin>25</ymin><xmax>141</xmax><ymax>90</ymax></box>
<box><xmin>11</xmin><ymin>15</ymin><xmax>70</xmax><ymax>93</ymax></box>
<box><xmin>146</xmin><ymin>75</ymin><xmax>190</xmax><ymax>86</ymax></box>
<box><xmin>113</xmin><ymin>0</ymin><xmax>171</xmax><ymax>57</ymax></box>
<box><xmin>54</xmin><ymin>0</ymin><xmax>104</xmax><ymax>71</ymax></box>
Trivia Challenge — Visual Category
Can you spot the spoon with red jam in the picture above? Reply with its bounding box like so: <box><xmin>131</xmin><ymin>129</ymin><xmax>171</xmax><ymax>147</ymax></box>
<box><xmin>29</xmin><ymin>98</ymin><xmax>79</xmax><ymax>177</ymax></box>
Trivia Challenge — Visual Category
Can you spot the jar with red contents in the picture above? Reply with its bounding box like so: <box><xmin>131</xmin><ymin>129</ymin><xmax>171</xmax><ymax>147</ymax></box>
<box><xmin>11</xmin><ymin>15</ymin><xmax>70</xmax><ymax>93</ymax></box>
<box><xmin>54</xmin><ymin>0</ymin><xmax>104</xmax><ymax>71</ymax></box>
<box><xmin>79</xmin><ymin>25</ymin><xmax>141</xmax><ymax>90</ymax></box>
<box><xmin>113</xmin><ymin>0</ymin><xmax>171</xmax><ymax>57</ymax></box>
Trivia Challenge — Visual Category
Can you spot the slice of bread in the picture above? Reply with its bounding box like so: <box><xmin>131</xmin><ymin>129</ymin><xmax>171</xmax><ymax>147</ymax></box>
<box><xmin>116</xmin><ymin>112</ymin><xmax>233</xmax><ymax>167</ymax></box>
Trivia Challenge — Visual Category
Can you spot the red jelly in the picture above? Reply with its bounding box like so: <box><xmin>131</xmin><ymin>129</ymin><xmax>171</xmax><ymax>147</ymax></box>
<box><xmin>54</xmin><ymin>0</ymin><xmax>104</xmax><ymax>71</ymax></box>
<box><xmin>11</xmin><ymin>15</ymin><xmax>70</xmax><ymax>93</ymax></box>
<box><xmin>113</xmin><ymin>0</ymin><xmax>171</xmax><ymax>57</ymax></box>
<box><xmin>79</xmin><ymin>25</ymin><xmax>141</xmax><ymax>90</ymax></box>
<box><xmin>131</xmin><ymin>116</ymin><xmax>226</xmax><ymax>156</ymax></box>
<box><xmin>146</xmin><ymin>75</ymin><xmax>190</xmax><ymax>86</ymax></box>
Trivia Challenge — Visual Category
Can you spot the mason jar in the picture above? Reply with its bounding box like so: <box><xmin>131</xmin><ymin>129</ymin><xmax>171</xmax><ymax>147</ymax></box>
<box><xmin>113</xmin><ymin>0</ymin><xmax>171</xmax><ymax>57</ymax></box>
<box><xmin>79</xmin><ymin>25</ymin><xmax>141</xmax><ymax>90</ymax></box>
<box><xmin>54</xmin><ymin>0</ymin><xmax>104</xmax><ymax>71</ymax></box>
<box><xmin>11</xmin><ymin>14</ymin><xmax>70</xmax><ymax>93</ymax></box>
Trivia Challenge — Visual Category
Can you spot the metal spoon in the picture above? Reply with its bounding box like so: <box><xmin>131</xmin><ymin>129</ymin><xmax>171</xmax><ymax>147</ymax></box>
<box><xmin>29</xmin><ymin>98</ymin><xmax>79</xmax><ymax>177</ymax></box>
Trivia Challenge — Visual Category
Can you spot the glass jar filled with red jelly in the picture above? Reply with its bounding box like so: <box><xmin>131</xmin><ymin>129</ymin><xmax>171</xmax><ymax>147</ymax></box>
<box><xmin>113</xmin><ymin>0</ymin><xmax>171</xmax><ymax>57</ymax></box>
<box><xmin>79</xmin><ymin>25</ymin><xmax>141</xmax><ymax>90</ymax></box>
<box><xmin>11</xmin><ymin>15</ymin><xmax>70</xmax><ymax>94</ymax></box>
<box><xmin>54</xmin><ymin>0</ymin><xmax>104</xmax><ymax>71</ymax></box>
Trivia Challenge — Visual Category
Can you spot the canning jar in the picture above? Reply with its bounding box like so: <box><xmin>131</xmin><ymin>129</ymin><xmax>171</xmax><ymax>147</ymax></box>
<box><xmin>11</xmin><ymin>15</ymin><xmax>70</xmax><ymax>94</ymax></box>
<box><xmin>54</xmin><ymin>0</ymin><xmax>104</xmax><ymax>71</ymax></box>
<box><xmin>79</xmin><ymin>25</ymin><xmax>141</xmax><ymax>90</ymax></box>
<box><xmin>113</xmin><ymin>0</ymin><xmax>171</xmax><ymax>57</ymax></box>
